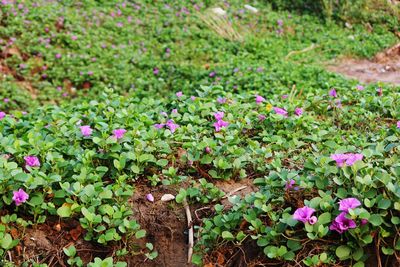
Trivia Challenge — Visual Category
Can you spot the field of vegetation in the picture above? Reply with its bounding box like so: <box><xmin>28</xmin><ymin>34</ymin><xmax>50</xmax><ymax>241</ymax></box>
<box><xmin>0</xmin><ymin>1</ymin><xmax>400</xmax><ymax>266</ymax></box>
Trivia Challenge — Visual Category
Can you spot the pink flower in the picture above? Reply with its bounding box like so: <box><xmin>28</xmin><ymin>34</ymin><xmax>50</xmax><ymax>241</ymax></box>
<box><xmin>153</xmin><ymin>68</ymin><xmax>159</xmax><ymax>75</ymax></box>
<box><xmin>4</xmin><ymin>98</ymin><xmax>9</xmax><ymax>103</ymax></box>
<box><xmin>339</xmin><ymin>198</ymin><xmax>361</xmax><ymax>212</ymax></box>
<box><xmin>255</xmin><ymin>95</ymin><xmax>265</xmax><ymax>104</ymax></box>
<box><xmin>331</xmin><ymin>153</ymin><xmax>363</xmax><ymax>167</ymax></box>
<box><xmin>397</xmin><ymin>121</ymin><xmax>400</xmax><ymax>129</ymax></box>
<box><xmin>12</xmin><ymin>189</ymin><xmax>29</xmax><ymax>206</ymax></box>
<box><xmin>361</xmin><ymin>219</ymin><xmax>368</xmax><ymax>225</ymax></box>
<box><xmin>172</xmin><ymin>109</ymin><xmax>178</xmax><ymax>114</ymax></box>
<box><xmin>329</xmin><ymin>88</ymin><xmax>337</xmax><ymax>97</ymax></box>
<box><xmin>329</xmin><ymin>212</ymin><xmax>357</xmax><ymax>234</ymax></box>
<box><xmin>293</xmin><ymin>206</ymin><xmax>317</xmax><ymax>225</ymax></box>
<box><xmin>356</xmin><ymin>85</ymin><xmax>364</xmax><ymax>91</ymax></box>
<box><xmin>24</xmin><ymin>156</ymin><xmax>40</xmax><ymax>167</ymax></box>
<box><xmin>191</xmin><ymin>96</ymin><xmax>196</xmax><ymax>101</ymax></box>
<box><xmin>217</xmin><ymin>97</ymin><xmax>227</xmax><ymax>104</ymax></box>
<box><xmin>154</xmin><ymin>123</ymin><xmax>165</xmax><ymax>129</ymax></box>
<box><xmin>166</xmin><ymin>120</ymin><xmax>179</xmax><ymax>133</ymax></box>
<box><xmin>214</xmin><ymin>112</ymin><xmax>225</xmax><ymax>121</ymax></box>
<box><xmin>294</xmin><ymin>107</ymin><xmax>303</xmax><ymax>116</ymax></box>
<box><xmin>273</xmin><ymin>107</ymin><xmax>288</xmax><ymax>117</ymax></box>
<box><xmin>285</xmin><ymin>179</ymin><xmax>295</xmax><ymax>190</ymax></box>
<box><xmin>55</xmin><ymin>53</ymin><xmax>61</xmax><ymax>59</ymax></box>
<box><xmin>146</xmin><ymin>193</ymin><xmax>154</xmax><ymax>202</ymax></box>
<box><xmin>80</xmin><ymin>125</ymin><xmax>93</xmax><ymax>136</ymax></box>
<box><xmin>113</xmin><ymin>128</ymin><xmax>127</xmax><ymax>139</ymax></box>
<box><xmin>209</xmin><ymin>71</ymin><xmax>216</xmax><ymax>78</ymax></box>
<box><xmin>258</xmin><ymin>114</ymin><xmax>266</xmax><ymax>121</ymax></box>
<box><xmin>0</xmin><ymin>111</ymin><xmax>6</xmax><ymax>120</ymax></box>
<box><xmin>345</xmin><ymin>153</ymin><xmax>364</xmax><ymax>166</ymax></box>
<box><xmin>205</xmin><ymin>147</ymin><xmax>212</xmax><ymax>154</ymax></box>
<box><xmin>176</xmin><ymin>91</ymin><xmax>183</xmax><ymax>98</ymax></box>
<box><xmin>213</xmin><ymin>119</ymin><xmax>229</xmax><ymax>132</ymax></box>
<box><xmin>281</xmin><ymin>94</ymin><xmax>288</xmax><ymax>99</ymax></box>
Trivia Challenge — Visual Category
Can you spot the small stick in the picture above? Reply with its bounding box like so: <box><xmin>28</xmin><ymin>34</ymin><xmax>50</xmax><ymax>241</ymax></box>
<box><xmin>222</xmin><ymin>185</ymin><xmax>248</xmax><ymax>199</ymax></box>
<box><xmin>183</xmin><ymin>199</ymin><xmax>194</xmax><ymax>264</ymax></box>
<box><xmin>285</xmin><ymin>43</ymin><xmax>319</xmax><ymax>60</ymax></box>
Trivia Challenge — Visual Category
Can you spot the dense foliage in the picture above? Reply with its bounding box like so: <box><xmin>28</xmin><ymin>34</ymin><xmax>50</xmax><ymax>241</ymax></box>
<box><xmin>0</xmin><ymin>0</ymin><xmax>399</xmax><ymax>266</ymax></box>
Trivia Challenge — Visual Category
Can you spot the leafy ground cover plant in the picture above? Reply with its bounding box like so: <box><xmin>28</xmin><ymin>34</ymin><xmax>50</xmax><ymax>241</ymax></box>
<box><xmin>0</xmin><ymin>0</ymin><xmax>399</xmax><ymax>266</ymax></box>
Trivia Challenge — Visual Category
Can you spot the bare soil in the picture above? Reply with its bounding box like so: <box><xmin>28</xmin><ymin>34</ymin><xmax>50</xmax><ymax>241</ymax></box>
<box><xmin>327</xmin><ymin>42</ymin><xmax>400</xmax><ymax>85</ymax></box>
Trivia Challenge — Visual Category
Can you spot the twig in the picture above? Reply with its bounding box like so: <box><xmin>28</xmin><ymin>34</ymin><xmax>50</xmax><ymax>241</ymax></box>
<box><xmin>285</xmin><ymin>43</ymin><xmax>319</xmax><ymax>60</ymax></box>
<box><xmin>194</xmin><ymin>206</ymin><xmax>211</xmax><ymax>221</ymax></box>
<box><xmin>222</xmin><ymin>186</ymin><xmax>248</xmax><ymax>199</ymax></box>
<box><xmin>183</xmin><ymin>199</ymin><xmax>194</xmax><ymax>264</ymax></box>
<box><xmin>376</xmin><ymin>235</ymin><xmax>382</xmax><ymax>267</ymax></box>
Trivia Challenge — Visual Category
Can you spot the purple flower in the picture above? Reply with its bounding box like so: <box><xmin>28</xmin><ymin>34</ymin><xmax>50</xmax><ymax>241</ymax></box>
<box><xmin>191</xmin><ymin>96</ymin><xmax>196</xmax><ymax>101</ymax></box>
<box><xmin>335</xmin><ymin>99</ymin><xmax>342</xmax><ymax>109</ymax></box>
<box><xmin>0</xmin><ymin>111</ymin><xmax>6</xmax><ymax>120</ymax></box>
<box><xmin>153</xmin><ymin>68</ymin><xmax>159</xmax><ymax>75</ymax></box>
<box><xmin>160</xmin><ymin>111</ymin><xmax>168</xmax><ymax>117</ymax></box>
<box><xmin>55</xmin><ymin>53</ymin><xmax>61</xmax><ymax>59</ymax></box>
<box><xmin>361</xmin><ymin>219</ymin><xmax>368</xmax><ymax>225</ymax></box>
<box><xmin>80</xmin><ymin>125</ymin><xmax>93</xmax><ymax>137</ymax></box>
<box><xmin>356</xmin><ymin>85</ymin><xmax>364</xmax><ymax>91</ymax></box>
<box><xmin>172</xmin><ymin>109</ymin><xmax>178</xmax><ymax>114</ymax></box>
<box><xmin>166</xmin><ymin>120</ymin><xmax>179</xmax><ymax>133</ymax></box>
<box><xmin>213</xmin><ymin>119</ymin><xmax>229</xmax><ymax>132</ymax></box>
<box><xmin>12</xmin><ymin>189</ymin><xmax>29</xmax><ymax>206</ymax></box>
<box><xmin>205</xmin><ymin>147</ymin><xmax>212</xmax><ymax>154</ymax></box>
<box><xmin>329</xmin><ymin>88</ymin><xmax>337</xmax><ymax>97</ymax></box>
<box><xmin>24</xmin><ymin>156</ymin><xmax>40</xmax><ymax>167</ymax></box>
<box><xmin>214</xmin><ymin>112</ymin><xmax>225</xmax><ymax>121</ymax></box>
<box><xmin>330</xmin><ymin>212</ymin><xmax>357</xmax><ymax>234</ymax></box>
<box><xmin>255</xmin><ymin>95</ymin><xmax>265</xmax><ymax>104</ymax></box>
<box><xmin>294</xmin><ymin>107</ymin><xmax>303</xmax><ymax>116</ymax></box>
<box><xmin>4</xmin><ymin>98</ymin><xmax>9</xmax><ymax>103</ymax></box>
<box><xmin>273</xmin><ymin>107</ymin><xmax>288</xmax><ymax>117</ymax></box>
<box><xmin>146</xmin><ymin>193</ymin><xmax>154</xmax><ymax>202</ymax></box>
<box><xmin>277</xmin><ymin>19</ymin><xmax>283</xmax><ymax>27</ymax></box>
<box><xmin>176</xmin><ymin>91</ymin><xmax>183</xmax><ymax>98</ymax></box>
<box><xmin>281</xmin><ymin>94</ymin><xmax>288</xmax><ymax>99</ymax></box>
<box><xmin>285</xmin><ymin>179</ymin><xmax>295</xmax><ymax>190</ymax></box>
<box><xmin>293</xmin><ymin>206</ymin><xmax>317</xmax><ymax>225</ymax></box>
<box><xmin>331</xmin><ymin>153</ymin><xmax>363</xmax><ymax>167</ymax></box>
<box><xmin>397</xmin><ymin>121</ymin><xmax>400</xmax><ymax>129</ymax></box>
<box><xmin>113</xmin><ymin>128</ymin><xmax>127</xmax><ymax>139</ymax></box>
<box><xmin>154</xmin><ymin>123</ymin><xmax>165</xmax><ymax>129</ymax></box>
<box><xmin>217</xmin><ymin>97</ymin><xmax>227</xmax><ymax>104</ymax></box>
<box><xmin>339</xmin><ymin>198</ymin><xmax>361</xmax><ymax>212</ymax></box>
<box><xmin>209</xmin><ymin>71</ymin><xmax>216</xmax><ymax>78</ymax></box>
<box><xmin>258</xmin><ymin>114</ymin><xmax>266</xmax><ymax>121</ymax></box>
<box><xmin>345</xmin><ymin>153</ymin><xmax>364</xmax><ymax>166</ymax></box>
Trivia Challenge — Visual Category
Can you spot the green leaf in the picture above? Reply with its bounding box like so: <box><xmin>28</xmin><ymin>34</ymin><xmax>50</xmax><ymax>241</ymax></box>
<box><xmin>0</xmin><ymin>233</ymin><xmax>13</xmax><ymax>249</ymax></box>
<box><xmin>57</xmin><ymin>205</ymin><xmax>72</xmax><ymax>218</ymax></box>
<box><xmin>221</xmin><ymin>231</ymin><xmax>234</xmax><ymax>240</ymax></box>
<box><xmin>81</xmin><ymin>207</ymin><xmax>94</xmax><ymax>222</ymax></box>
<box><xmin>369</xmin><ymin>214</ymin><xmax>383</xmax><ymax>226</ymax></box>
<box><xmin>135</xmin><ymin>229</ymin><xmax>146</xmax><ymax>239</ymax></box>
<box><xmin>318</xmin><ymin>212</ymin><xmax>331</xmax><ymax>225</ymax></box>
<box><xmin>336</xmin><ymin>245</ymin><xmax>351</xmax><ymax>260</ymax></box>
<box><xmin>377</xmin><ymin>199</ymin><xmax>391</xmax><ymax>210</ymax></box>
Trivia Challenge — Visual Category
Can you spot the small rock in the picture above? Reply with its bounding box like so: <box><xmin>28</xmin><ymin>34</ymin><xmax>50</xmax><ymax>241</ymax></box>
<box><xmin>161</xmin><ymin>194</ymin><xmax>175</xmax><ymax>202</ymax></box>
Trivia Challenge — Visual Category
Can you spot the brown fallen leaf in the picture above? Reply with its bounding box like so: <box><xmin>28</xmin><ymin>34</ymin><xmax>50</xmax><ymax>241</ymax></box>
<box><xmin>70</xmin><ymin>225</ymin><xmax>83</xmax><ymax>241</ymax></box>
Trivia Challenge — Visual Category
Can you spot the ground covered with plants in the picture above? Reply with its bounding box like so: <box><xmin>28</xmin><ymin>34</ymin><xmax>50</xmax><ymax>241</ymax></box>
<box><xmin>1</xmin><ymin>1</ymin><xmax>400</xmax><ymax>266</ymax></box>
